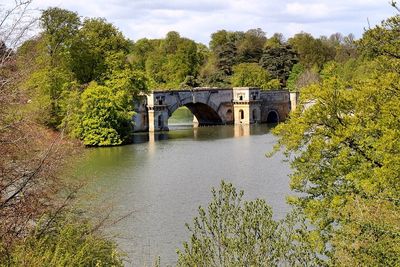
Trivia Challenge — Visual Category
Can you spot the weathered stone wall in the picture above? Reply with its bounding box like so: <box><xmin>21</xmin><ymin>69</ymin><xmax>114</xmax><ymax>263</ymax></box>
<box><xmin>259</xmin><ymin>90</ymin><xmax>290</xmax><ymax>122</ymax></box>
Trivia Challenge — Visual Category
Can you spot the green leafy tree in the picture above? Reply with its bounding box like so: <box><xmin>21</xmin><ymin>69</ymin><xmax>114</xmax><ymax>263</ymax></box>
<box><xmin>128</xmin><ymin>38</ymin><xmax>157</xmax><ymax>70</ymax></box>
<box><xmin>286</xmin><ymin>63</ymin><xmax>304</xmax><ymax>91</ymax></box>
<box><xmin>264</xmin><ymin>33</ymin><xmax>286</xmax><ymax>48</ymax></box>
<box><xmin>209</xmin><ymin>30</ymin><xmax>240</xmax><ymax>76</ymax></box>
<box><xmin>29</xmin><ymin>8</ymin><xmax>81</xmax><ymax>127</ymax></box>
<box><xmin>288</xmin><ymin>32</ymin><xmax>335</xmax><ymax>69</ymax></box>
<box><xmin>236</xmin><ymin>28</ymin><xmax>266</xmax><ymax>63</ymax></box>
<box><xmin>73</xmin><ymin>83</ymin><xmax>123</xmax><ymax>146</ymax></box>
<box><xmin>71</xmin><ymin>82</ymin><xmax>134</xmax><ymax>146</ymax></box>
<box><xmin>273</xmin><ymin>23</ymin><xmax>400</xmax><ymax>263</ymax></box>
<box><xmin>259</xmin><ymin>44</ymin><xmax>298</xmax><ymax>86</ymax></box>
<box><xmin>69</xmin><ymin>18</ymin><xmax>130</xmax><ymax>84</ymax></box>
<box><xmin>40</xmin><ymin>7</ymin><xmax>80</xmax><ymax>66</ymax></box>
<box><xmin>358</xmin><ymin>15</ymin><xmax>400</xmax><ymax>70</ymax></box>
<box><xmin>177</xmin><ymin>181</ymin><xmax>319</xmax><ymax>266</ymax></box>
<box><xmin>142</xmin><ymin>32</ymin><xmax>202</xmax><ymax>89</ymax></box>
<box><xmin>231</xmin><ymin>63</ymin><xmax>279</xmax><ymax>89</ymax></box>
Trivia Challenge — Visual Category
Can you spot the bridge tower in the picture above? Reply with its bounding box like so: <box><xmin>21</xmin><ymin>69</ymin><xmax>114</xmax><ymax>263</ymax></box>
<box><xmin>147</xmin><ymin>92</ymin><xmax>169</xmax><ymax>132</ymax></box>
<box><xmin>232</xmin><ymin>87</ymin><xmax>261</xmax><ymax>124</ymax></box>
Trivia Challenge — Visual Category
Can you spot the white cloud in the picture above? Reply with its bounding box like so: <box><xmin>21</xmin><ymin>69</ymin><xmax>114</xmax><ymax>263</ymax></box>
<box><xmin>10</xmin><ymin>0</ymin><xmax>397</xmax><ymax>44</ymax></box>
<box><xmin>285</xmin><ymin>2</ymin><xmax>330</xmax><ymax>18</ymax></box>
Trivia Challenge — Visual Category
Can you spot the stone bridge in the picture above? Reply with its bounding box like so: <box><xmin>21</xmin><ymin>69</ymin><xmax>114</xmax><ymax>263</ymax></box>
<box><xmin>133</xmin><ymin>87</ymin><xmax>298</xmax><ymax>132</ymax></box>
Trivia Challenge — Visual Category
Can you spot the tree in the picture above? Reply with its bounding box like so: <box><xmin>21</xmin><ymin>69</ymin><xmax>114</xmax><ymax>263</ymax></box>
<box><xmin>141</xmin><ymin>32</ymin><xmax>203</xmax><ymax>89</ymax></box>
<box><xmin>21</xmin><ymin>7</ymin><xmax>81</xmax><ymax>128</ymax></box>
<box><xmin>286</xmin><ymin>63</ymin><xmax>304</xmax><ymax>91</ymax></box>
<box><xmin>177</xmin><ymin>181</ymin><xmax>319</xmax><ymax>266</ymax></box>
<box><xmin>288</xmin><ymin>32</ymin><xmax>335</xmax><ymax>69</ymax></box>
<box><xmin>231</xmin><ymin>63</ymin><xmax>278</xmax><ymax>89</ymax></box>
<box><xmin>273</xmin><ymin>13</ymin><xmax>400</xmax><ymax>263</ymax></box>
<box><xmin>259</xmin><ymin>44</ymin><xmax>298</xmax><ymax>86</ymax></box>
<box><xmin>69</xmin><ymin>18</ymin><xmax>130</xmax><ymax>84</ymax></box>
<box><xmin>209</xmin><ymin>30</ymin><xmax>239</xmax><ymax>76</ymax></box>
<box><xmin>70</xmin><ymin>81</ymin><xmax>138</xmax><ymax>146</ymax></box>
<box><xmin>128</xmin><ymin>38</ymin><xmax>157</xmax><ymax>70</ymax></box>
<box><xmin>358</xmin><ymin>15</ymin><xmax>400</xmax><ymax>62</ymax></box>
<box><xmin>334</xmin><ymin>33</ymin><xmax>358</xmax><ymax>62</ymax></box>
<box><xmin>40</xmin><ymin>7</ymin><xmax>80</xmax><ymax>66</ymax></box>
<box><xmin>236</xmin><ymin>28</ymin><xmax>266</xmax><ymax>63</ymax></box>
<box><xmin>264</xmin><ymin>33</ymin><xmax>286</xmax><ymax>48</ymax></box>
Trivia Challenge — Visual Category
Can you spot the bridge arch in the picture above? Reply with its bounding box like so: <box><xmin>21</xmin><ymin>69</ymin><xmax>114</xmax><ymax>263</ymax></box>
<box><xmin>169</xmin><ymin>102</ymin><xmax>223</xmax><ymax>126</ymax></box>
<box><xmin>266</xmin><ymin>110</ymin><xmax>279</xmax><ymax>123</ymax></box>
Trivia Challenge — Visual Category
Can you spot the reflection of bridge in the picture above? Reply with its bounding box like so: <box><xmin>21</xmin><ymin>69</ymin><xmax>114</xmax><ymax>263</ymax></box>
<box><xmin>133</xmin><ymin>87</ymin><xmax>298</xmax><ymax>132</ymax></box>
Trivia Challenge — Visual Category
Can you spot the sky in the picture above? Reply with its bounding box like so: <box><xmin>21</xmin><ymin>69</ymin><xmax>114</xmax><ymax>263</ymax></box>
<box><xmin>7</xmin><ymin>0</ymin><xmax>399</xmax><ymax>45</ymax></box>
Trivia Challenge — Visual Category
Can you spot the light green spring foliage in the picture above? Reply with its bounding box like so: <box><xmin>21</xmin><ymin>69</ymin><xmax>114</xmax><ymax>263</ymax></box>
<box><xmin>6</xmin><ymin>217</ymin><xmax>123</xmax><ymax>267</ymax></box>
<box><xmin>177</xmin><ymin>181</ymin><xmax>320</xmax><ymax>267</ymax></box>
<box><xmin>20</xmin><ymin>8</ymin><xmax>149</xmax><ymax>146</ymax></box>
<box><xmin>231</xmin><ymin>63</ymin><xmax>280</xmax><ymax>90</ymax></box>
<box><xmin>72</xmin><ymin>83</ymin><xmax>124</xmax><ymax>146</ymax></box>
<box><xmin>273</xmin><ymin>14</ymin><xmax>400</xmax><ymax>265</ymax></box>
<box><xmin>286</xmin><ymin>63</ymin><xmax>304</xmax><ymax>92</ymax></box>
<box><xmin>70</xmin><ymin>69</ymin><xmax>147</xmax><ymax>146</ymax></box>
<box><xmin>130</xmin><ymin>31</ymin><xmax>202</xmax><ymax>89</ymax></box>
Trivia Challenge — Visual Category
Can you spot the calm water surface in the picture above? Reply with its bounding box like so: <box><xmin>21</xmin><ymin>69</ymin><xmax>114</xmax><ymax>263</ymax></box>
<box><xmin>74</xmin><ymin>114</ymin><xmax>292</xmax><ymax>266</ymax></box>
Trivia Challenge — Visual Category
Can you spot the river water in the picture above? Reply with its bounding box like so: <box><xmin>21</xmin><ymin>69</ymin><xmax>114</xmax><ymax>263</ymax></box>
<box><xmin>73</xmin><ymin>108</ymin><xmax>292</xmax><ymax>266</ymax></box>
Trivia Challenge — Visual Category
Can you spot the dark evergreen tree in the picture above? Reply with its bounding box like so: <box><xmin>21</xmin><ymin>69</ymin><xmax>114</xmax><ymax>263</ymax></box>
<box><xmin>259</xmin><ymin>45</ymin><xmax>298</xmax><ymax>86</ymax></box>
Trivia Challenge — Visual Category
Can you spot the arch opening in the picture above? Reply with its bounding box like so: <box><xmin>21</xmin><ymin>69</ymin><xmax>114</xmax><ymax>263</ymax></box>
<box><xmin>168</xmin><ymin>106</ymin><xmax>193</xmax><ymax>126</ymax></box>
<box><xmin>169</xmin><ymin>103</ymin><xmax>223</xmax><ymax>127</ymax></box>
<box><xmin>266</xmin><ymin>110</ymin><xmax>279</xmax><ymax>123</ymax></box>
<box><xmin>186</xmin><ymin>102</ymin><xmax>222</xmax><ymax>126</ymax></box>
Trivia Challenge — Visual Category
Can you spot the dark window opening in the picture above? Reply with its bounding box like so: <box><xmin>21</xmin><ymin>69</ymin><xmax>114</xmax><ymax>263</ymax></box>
<box><xmin>239</xmin><ymin>110</ymin><xmax>244</xmax><ymax>120</ymax></box>
<box><xmin>158</xmin><ymin>115</ymin><xmax>163</xmax><ymax>128</ymax></box>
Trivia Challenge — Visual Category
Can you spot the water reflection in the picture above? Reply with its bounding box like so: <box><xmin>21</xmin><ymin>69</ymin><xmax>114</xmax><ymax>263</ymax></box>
<box><xmin>133</xmin><ymin>124</ymin><xmax>274</xmax><ymax>144</ymax></box>
<box><xmin>234</xmin><ymin>124</ymin><xmax>250</xmax><ymax>137</ymax></box>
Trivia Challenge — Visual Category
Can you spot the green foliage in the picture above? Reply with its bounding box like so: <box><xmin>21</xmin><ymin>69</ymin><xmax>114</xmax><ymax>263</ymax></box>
<box><xmin>259</xmin><ymin>44</ymin><xmax>298</xmax><ymax>86</ymax></box>
<box><xmin>288</xmin><ymin>33</ymin><xmax>335</xmax><ymax>69</ymax></box>
<box><xmin>6</xmin><ymin>217</ymin><xmax>123</xmax><ymax>267</ymax></box>
<box><xmin>236</xmin><ymin>28</ymin><xmax>266</xmax><ymax>63</ymax></box>
<box><xmin>19</xmin><ymin>8</ymin><xmax>149</xmax><ymax>145</ymax></box>
<box><xmin>264</xmin><ymin>33</ymin><xmax>285</xmax><ymax>48</ymax></box>
<box><xmin>177</xmin><ymin>181</ymin><xmax>320</xmax><ymax>266</ymax></box>
<box><xmin>128</xmin><ymin>38</ymin><xmax>157</xmax><ymax>70</ymax></box>
<box><xmin>130</xmin><ymin>32</ymin><xmax>203</xmax><ymax>89</ymax></box>
<box><xmin>286</xmin><ymin>63</ymin><xmax>304</xmax><ymax>91</ymax></box>
<box><xmin>69</xmin><ymin>18</ymin><xmax>130</xmax><ymax>84</ymax></box>
<box><xmin>40</xmin><ymin>7</ymin><xmax>80</xmax><ymax>65</ymax></box>
<box><xmin>273</xmin><ymin>15</ymin><xmax>400</xmax><ymax>263</ymax></box>
<box><xmin>231</xmin><ymin>63</ymin><xmax>276</xmax><ymax>89</ymax></box>
<box><xmin>69</xmin><ymin>74</ymin><xmax>147</xmax><ymax>146</ymax></box>
<box><xmin>358</xmin><ymin>15</ymin><xmax>400</xmax><ymax>60</ymax></box>
<box><xmin>25</xmin><ymin>65</ymin><xmax>75</xmax><ymax>127</ymax></box>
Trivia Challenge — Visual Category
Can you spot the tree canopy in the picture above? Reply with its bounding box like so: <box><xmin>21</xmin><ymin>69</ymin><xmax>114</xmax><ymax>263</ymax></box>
<box><xmin>273</xmin><ymin>12</ymin><xmax>400</xmax><ymax>265</ymax></box>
